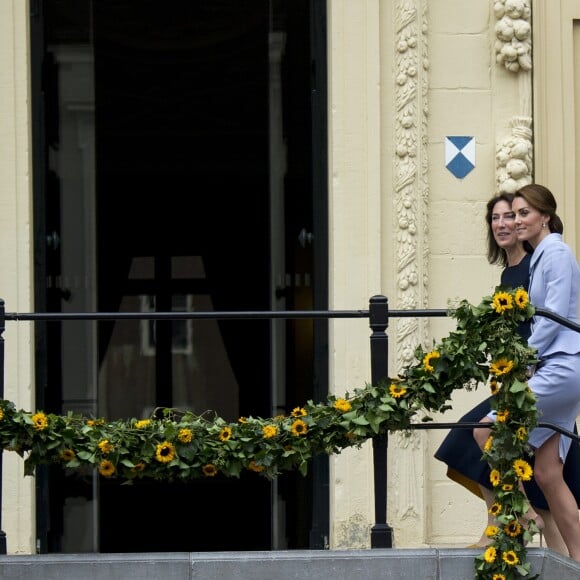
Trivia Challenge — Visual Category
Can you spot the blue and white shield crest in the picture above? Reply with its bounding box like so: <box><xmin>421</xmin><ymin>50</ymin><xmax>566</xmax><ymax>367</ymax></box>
<box><xmin>445</xmin><ymin>136</ymin><xmax>475</xmax><ymax>179</ymax></box>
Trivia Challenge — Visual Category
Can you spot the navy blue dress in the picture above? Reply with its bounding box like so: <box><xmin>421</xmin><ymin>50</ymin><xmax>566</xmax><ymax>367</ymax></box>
<box><xmin>434</xmin><ymin>253</ymin><xmax>580</xmax><ymax>509</ymax></box>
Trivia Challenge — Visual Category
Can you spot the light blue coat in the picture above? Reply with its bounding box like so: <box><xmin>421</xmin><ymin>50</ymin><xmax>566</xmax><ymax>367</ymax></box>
<box><xmin>528</xmin><ymin>233</ymin><xmax>580</xmax><ymax>357</ymax></box>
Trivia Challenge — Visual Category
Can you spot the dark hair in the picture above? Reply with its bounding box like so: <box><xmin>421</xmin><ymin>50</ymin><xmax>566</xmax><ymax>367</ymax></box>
<box><xmin>486</xmin><ymin>192</ymin><xmax>515</xmax><ymax>267</ymax></box>
<box><xmin>514</xmin><ymin>183</ymin><xmax>564</xmax><ymax>234</ymax></box>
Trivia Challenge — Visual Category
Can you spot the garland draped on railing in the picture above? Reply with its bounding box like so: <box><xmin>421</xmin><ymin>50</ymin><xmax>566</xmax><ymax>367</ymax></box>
<box><xmin>0</xmin><ymin>287</ymin><xmax>538</xmax><ymax>579</ymax></box>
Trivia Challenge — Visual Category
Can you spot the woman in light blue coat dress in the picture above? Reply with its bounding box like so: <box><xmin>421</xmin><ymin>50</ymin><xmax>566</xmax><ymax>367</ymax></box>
<box><xmin>474</xmin><ymin>184</ymin><xmax>580</xmax><ymax>561</ymax></box>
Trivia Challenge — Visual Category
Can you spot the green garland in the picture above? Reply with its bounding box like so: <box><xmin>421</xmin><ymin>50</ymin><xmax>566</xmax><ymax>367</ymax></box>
<box><xmin>0</xmin><ymin>287</ymin><xmax>538</xmax><ymax>579</ymax></box>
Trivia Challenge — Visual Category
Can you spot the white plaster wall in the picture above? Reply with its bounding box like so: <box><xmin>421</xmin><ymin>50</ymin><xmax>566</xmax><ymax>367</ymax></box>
<box><xmin>0</xmin><ymin>0</ymin><xmax>36</xmax><ymax>555</ymax></box>
<box><xmin>327</xmin><ymin>0</ymin><xmax>382</xmax><ymax>549</ymax></box>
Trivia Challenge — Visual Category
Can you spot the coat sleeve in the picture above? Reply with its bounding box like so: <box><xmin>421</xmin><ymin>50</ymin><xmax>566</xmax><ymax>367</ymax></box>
<box><xmin>528</xmin><ymin>244</ymin><xmax>575</xmax><ymax>355</ymax></box>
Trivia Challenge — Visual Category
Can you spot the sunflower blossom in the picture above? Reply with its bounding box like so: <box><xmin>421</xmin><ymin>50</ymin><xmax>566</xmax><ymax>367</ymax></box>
<box><xmin>513</xmin><ymin>458</ymin><xmax>533</xmax><ymax>481</ymax></box>
<box><xmin>489</xmin><ymin>469</ymin><xmax>501</xmax><ymax>487</ymax></box>
<box><xmin>489</xmin><ymin>503</ymin><xmax>502</xmax><ymax>516</ymax></box>
<box><xmin>291</xmin><ymin>407</ymin><xmax>307</xmax><ymax>417</ymax></box>
<box><xmin>248</xmin><ymin>460</ymin><xmax>265</xmax><ymax>473</ymax></box>
<box><xmin>135</xmin><ymin>419</ymin><xmax>151</xmax><ymax>429</ymax></box>
<box><xmin>60</xmin><ymin>449</ymin><xmax>75</xmax><ymax>462</ymax></box>
<box><xmin>333</xmin><ymin>398</ymin><xmax>351</xmax><ymax>413</ymax></box>
<box><xmin>502</xmin><ymin>550</ymin><xmax>519</xmax><ymax>566</ymax></box>
<box><xmin>98</xmin><ymin>439</ymin><xmax>113</xmax><ymax>454</ymax></box>
<box><xmin>155</xmin><ymin>441</ymin><xmax>176</xmax><ymax>463</ymax></box>
<box><xmin>484</xmin><ymin>436</ymin><xmax>493</xmax><ymax>452</ymax></box>
<box><xmin>389</xmin><ymin>383</ymin><xmax>407</xmax><ymax>399</ymax></box>
<box><xmin>496</xmin><ymin>410</ymin><xmax>509</xmax><ymax>423</ymax></box>
<box><xmin>32</xmin><ymin>412</ymin><xmax>48</xmax><ymax>431</ymax></box>
<box><xmin>514</xmin><ymin>288</ymin><xmax>529</xmax><ymax>309</ymax></box>
<box><xmin>291</xmin><ymin>419</ymin><xmax>308</xmax><ymax>436</ymax></box>
<box><xmin>492</xmin><ymin>574</ymin><xmax>506</xmax><ymax>580</ymax></box>
<box><xmin>262</xmin><ymin>425</ymin><xmax>278</xmax><ymax>439</ymax></box>
<box><xmin>492</xmin><ymin>291</ymin><xmax>513</xmax><ymax>313</ymax></box>
<box><xmin>483</xmin><ymin>546</ymin><xmax>497</xmax><ymax>563</ymax></box>
<box><xmin>422</xmin><ymin>350</ymin><xmax>440</xmax><ymax>373</ymax></box>
<box><xmin>516</xmin><ymin>426</ymin><xmax>527</xmax><ymax>441</ymax></box>
<box><xmin>484</xmin><ymin>525</ymin><xmax>498</xmax><ymax>538</ymax></box>
<box><xmin>219</xmin><ymin>426</ymin><xmax>232</xmax><ymax>441</ymax></box>
<box><xmin>202</xmin><ymin>464</ymin><xmax>218</xmax><ymax>477</ymax></box>
<box><xmin>504</xmin><ymin>521</ymin><xmax>522</xmax><ymax>537</ymax></box>
<box><xmin>0</xmin><ymin>408</ymin><xmax>4</xmax><ymax>421</ymax></box>
<box><xmin>99</xmin><ymin>459</ymin><xmax>116</xmax><ymax>477</ymax></box>
<box><xmin>490</xmin><ymin>358</ymin><xmax>514</xmax><ymax>376</ymax></box>
<box><xmin>177</xmin><ymin>428</ymin><xmax>193</xmax><ymax>443</ymax></box>
<box><xmin>489</xmin><ymin>379</ymin><xmax>500</xmax><ymax>395</ymax></box>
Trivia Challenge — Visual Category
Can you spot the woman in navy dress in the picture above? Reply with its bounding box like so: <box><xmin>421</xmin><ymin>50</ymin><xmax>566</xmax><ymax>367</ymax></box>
<box><xmin>435</xmin><ymin>192</ymin><xmax>580</xmax><ymax>552</ymax></box>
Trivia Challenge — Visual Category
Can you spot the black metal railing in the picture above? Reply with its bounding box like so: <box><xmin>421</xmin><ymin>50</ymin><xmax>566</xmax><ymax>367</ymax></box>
<box><xmin>0</xmin><ymin>296</ymin><xmax>579</xmax><ymax>553</ymax></box>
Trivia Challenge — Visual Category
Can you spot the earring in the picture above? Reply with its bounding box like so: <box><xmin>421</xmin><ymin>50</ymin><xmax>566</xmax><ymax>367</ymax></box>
<box><xmin>542</xmin><ymin>223</ymin><xmax>546</xmax><ymax>229</ymax></box>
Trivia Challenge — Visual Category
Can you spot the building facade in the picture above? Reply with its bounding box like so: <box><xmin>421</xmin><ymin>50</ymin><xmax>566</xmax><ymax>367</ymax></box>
<box><xmin>0</xmin><ymin>0</ymin><xmax>579</xmax><ymax>555</ymax></box>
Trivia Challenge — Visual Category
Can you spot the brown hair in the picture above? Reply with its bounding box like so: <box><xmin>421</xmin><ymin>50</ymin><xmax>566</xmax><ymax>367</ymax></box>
<box><xmin>514</xmin><ymin>183</ymin><xmax>564</xmax><ymax>234</ymax></box>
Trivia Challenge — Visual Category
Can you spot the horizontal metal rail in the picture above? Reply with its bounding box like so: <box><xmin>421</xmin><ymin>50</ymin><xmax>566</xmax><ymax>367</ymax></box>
<box><xmin>0</xmin><ymin>299</ymin><xmax>579</xmax><ymax>553</ymax></box>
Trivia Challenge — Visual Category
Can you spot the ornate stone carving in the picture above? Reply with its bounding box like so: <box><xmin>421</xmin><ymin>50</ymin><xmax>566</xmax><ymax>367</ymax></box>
<box><xmin>394</xmin><ymin>0</ymin><xmax>429</xmax><ymax>373</ymax></box>
<box><xmin>391</xmin><ymin>1</ymin><xmax>429</xmax><ymax>532</ymax></box>
<box><xmin>496</xmin><ymin>116</ymin><xmax>533</xmax><ymax>193</ymax></box>
<box><xmin>494</xmin><ymin>0</ymin><xmax>532</xmax><ymax>73</ymax></box>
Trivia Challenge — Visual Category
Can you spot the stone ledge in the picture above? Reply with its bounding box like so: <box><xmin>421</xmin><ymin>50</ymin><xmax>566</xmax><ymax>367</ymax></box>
<box><xmin>0</xmin><ymin>548</ymin><xmax>578</xmax><ymax>579</ymax></box>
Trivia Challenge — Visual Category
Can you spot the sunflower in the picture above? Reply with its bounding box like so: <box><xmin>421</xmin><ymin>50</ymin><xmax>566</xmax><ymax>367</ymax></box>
<box><xmin>333</xmin><ymin>398</ymin><xmax>352</xmax><ymax>413</ymax></box>
<box><xmin>504</xmin><ymin>521</ymin><xmax>522</xmax><ymax>537</ymax></box>
<box><xmin>502</xmin><ymin>550</ymin><xmax>519</xmax><ymax>566</ymax></box>
<box><xmin>31</xmin><ymin>412</ymin><xmax>48</xmax><ymax>431</ymax></box>
<box><xmin>489</xmin><ymin>503</ymin><xmax>502</xmax><ymax>516</ymax></box>
<box><xmin>177</xmin><ymin>428</ymin><xmax>193</xmax><ymax>443</ymax></box>
<box><xmin>484</xmin><ymin>436</ymin><xmax>493</xmax><ymax>452</ymax></box>
<box><xmin>291</xmin><ymin>407</ymin><xmax>307</xmax><ymax>417</ymax></box>
<box><xmin>237</xmin><ymin>416</ymin><xmax>247</xmax><ymax>424</ymax></box>
<box><xmin>422</xmin><ymin>350</ymin><xmax>440</xmax><ymax>373</ymax></box>
<box><xmin>291</xmin><ymin>419</ymin><xmax>308</xmax><ymax>436</ymax></box>
<box><xmin>60</xmin><ymin>449</ymin><xmax>75</xmax><ymax>462</ymax></box>
<box><xmin>502</xmin><ymin>483</ymin><xmax>513</xmax><ymax>492</ymax></box>
<box><xmin>492</xmin><ymin>291</ymin><xmax>513</xmax><ymax>313</ymax></box>
<box><xmin>516</xmin><ymin>426</ymin><xmax>527</xmax><ymax>441</ymax></box>
<box><xmin>492</xmin><ymin>574</ymin><xmax>506</xmax><ymax>580</ymax></box>
<box><xmin>489</xmin><ymin>379</ymin><xmax>500</xmax><ymax>395</ymax></box>
<box><xmin>202</xmin><ymin>464</ymin><xmax>218</xmax><ymax>477</ymax></box>
<box><xmin>155</xmin><ymin>441</ymin><xmax>176</xmax><ymax>463</ymax></box>
<box><xmin>514</xmin><ymin>288</ymin><xmax>529</xmax><ymax>309</ymax></box>
<box><xmin>513</xmin><ymin>458</ymin><xmax>533</xmax><ymax>481</ymax></box>
<box><xmin>496</xmin><ymin>410</ymin><xmax>509</xmax><ymax>423</ymax></box>
<box><xmin>98</xmin><ymin>439</ymin><xmax>113</xmax><ymax>454</ymax></box>
<box><xmin>262</xmin><ymin>425</ymin><xmax>278</xmax><ymax>439</ymax></box>
<box><xmin>219</xmin><ymin>426</ymin><xmax>232</xmax><ymax>441</ymax></box>
<box><xmin>98</xmin><ymin>459</ymin><xmax>116</xmax><ymax>477</ymax></box>
<box><xmin>248</xmin><ymin>460</ymin><xmax>265</xmax><ymax>473</ymax></box>
<box><xmin>484</xmin><ymin>525</ymin><xmax>499</xmax><ymax>538</ymax></box>
<box><xmin>490</xmin><ymin>358</ymin><xmax>514</xmax><ymax>376</ymax></box>
<box><xmin>86</xmin><ymin>418</ymin><xmax>104</xmax><ymax>427</ymax></box>
<box><xmin>131</xmin><ymin>462</ymin><xmax>145</xmax><ymax>473</ymax></box>
<box><xmin>483</xmin><ymin>546</ymin><xmax>497</xmax><ymax>563</ymax></box>
<box><xmin>0</xmin><ymin>408</ymin><xmax>4</xmax><ymax>421</ymax></box>
<box><xmin>489</xmin><ymin>469</ymin><xmax>501</xmax><ymax>487</ymax></box>
<box><xmin>389</xmin><ymin>383</ymin><xmax>407</xmax><ymax>399</ymax></box>
<box><xmin>135</xmin><ymin>419</ymin><xmax>151</xmax><ymax>429</ymax></box>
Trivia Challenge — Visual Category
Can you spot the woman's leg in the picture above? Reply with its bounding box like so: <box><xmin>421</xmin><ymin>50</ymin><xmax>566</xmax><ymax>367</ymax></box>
<box><xmin>534</xmin><ymin>434</ymin><xmax>580</xmax><ymax>561</ymax></box>
<box><xmin>537</xmin><ymin>508</ymin><xmax>567</xmax><ymax>555</ymax></box>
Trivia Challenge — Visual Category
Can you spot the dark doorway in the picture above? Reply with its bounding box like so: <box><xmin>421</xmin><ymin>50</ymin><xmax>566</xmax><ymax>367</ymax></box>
<box><xmin>31</xmin><ymin>0</ymin><xmax>328</xmax><ymax>553</ymax></box>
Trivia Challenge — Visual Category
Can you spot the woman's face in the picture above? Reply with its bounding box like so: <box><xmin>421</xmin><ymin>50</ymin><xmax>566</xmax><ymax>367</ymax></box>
<box><xmin>491</xmin><ymin>200</ymin><xmax>518</xmax><ymax>250</ymax></box>
<box><xmin>512</xmin><ymin>196</ymin><xmax>549</xmax><ymax>248</ymax></box>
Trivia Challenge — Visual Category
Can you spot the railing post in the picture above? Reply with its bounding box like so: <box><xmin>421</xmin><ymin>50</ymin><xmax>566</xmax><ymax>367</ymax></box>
<box><xmin>0</xmin><ymin>300</ymin><xmax>7</xmax><ymax>553</ymax></box>
<box><xmin>369</xmin><ymin>295</ymin><xmax>394</xmax><ymax>548</ymax></box>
